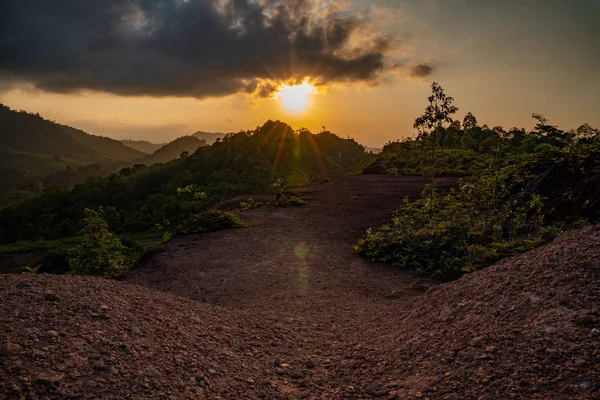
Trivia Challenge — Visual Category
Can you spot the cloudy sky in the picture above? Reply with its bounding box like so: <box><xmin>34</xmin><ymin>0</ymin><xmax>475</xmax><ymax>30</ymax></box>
<box><xmin>1</xmin><ymin>0</ymin><xmax>598</xmax><ymax>146</ymax></box>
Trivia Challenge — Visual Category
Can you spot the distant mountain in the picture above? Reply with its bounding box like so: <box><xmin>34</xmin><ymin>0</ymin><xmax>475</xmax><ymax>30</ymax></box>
<box><xmin>121</xmin><ymin>139</ymin><xmax>164</xmax><ymax>154</ymax></box>
<box><xmin>0</xmin><ymin>104</ymin><xmax>144</xmax><ymax>170</ymax></box>
<box><xmin>191</xmin><ymin>131</ymin><xmax>226</xmax><ymax>144</ymax></box>
<box><xmin>141</xmin><ymin>136</ymin><xmax>207</xmax><ymax>165</ymax></box>
<box><xmin>0</xmin><ymin>104</ymin><xmax>146</xmax><ymax>194</ymax></box>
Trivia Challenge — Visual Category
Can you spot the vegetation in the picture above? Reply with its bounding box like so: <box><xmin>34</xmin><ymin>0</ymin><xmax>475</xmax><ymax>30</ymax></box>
<box><xmin>140</xmin><ymin>136</ymin><xmax>207</xmax><ymax>165</ymax></box>
<box><xmin>176</xmin><ymin>209</ymin><xmax>243</xmax><ymax>235</ymax></box>
<box><xmin>0</xmin><ymin>119</ymin><xmax>364</xmax><ymax>276</ymax></box>
<box><xmin>66</xmin><ymin>208</ymin><xmax>129</xmax><ymax>278</ymax></box>
<box><xmin>273</xmin><ymin>193</ymin><xmax>306</xmax><ymax>207</ymax></box>
<box><xmin>121</xmin><ymin>139</ymin><xmax>164</xmax><ymax>154</ymax></box>
<box><xmin>0</xmin><ymin>120</ymin><xmax>363</xmax><ymax>245</ymax></box>
<box><xmin>356</xmin><ymin>83</ymin><xmax>600</xmax><ymax>280</ymax></box>
<box><xmin>0</xmin><ymin>104</ymin><xmax>145</xmax><ymax>201</ymax></box>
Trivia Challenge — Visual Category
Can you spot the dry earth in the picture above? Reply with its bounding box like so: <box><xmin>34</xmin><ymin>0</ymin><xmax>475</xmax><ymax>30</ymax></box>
<box><xmin>1</xmin><ymin>175</ymin><xmax>599</xmax><ymax>399</ymax></box>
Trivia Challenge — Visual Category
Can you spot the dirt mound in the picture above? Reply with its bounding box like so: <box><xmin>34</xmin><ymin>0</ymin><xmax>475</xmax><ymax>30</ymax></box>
<box><xmin>0</xmin><ymin>275</ymin><xmax>302</xmax><ymax>399</ymax></box>
<box><xmin>350</xmin><ymin>226</ymin><xmax>600</xmax><ymax>399</ymax></box>
<box><xmin>1</xmin><ymin>176</ymin><xmax>599</xmax><ymax>399</ymax></box>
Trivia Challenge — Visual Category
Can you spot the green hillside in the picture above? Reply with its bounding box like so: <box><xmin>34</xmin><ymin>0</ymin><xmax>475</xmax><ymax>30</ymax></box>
<box><xmin>141</xmin><ymin>136</ymin><xmax>207</xmax><ymax>165</ymax></box>
<box><xmin>0</xmin><ymin>104</ymin><xmax>146</xmax><ymax>202</ymax></box>
<box><xmin>121</xmin><ymin>139</ymin><xmax>164</xmax><ymax>154</ymax></box>
<box><xmin>0</xmin><ymin>120</ymin><xmax>366</xmax><ymax>243</ymax></box>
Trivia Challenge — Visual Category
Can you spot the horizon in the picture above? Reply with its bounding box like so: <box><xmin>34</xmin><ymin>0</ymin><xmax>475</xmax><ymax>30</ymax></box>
<box><xmin>1</xmin><ymin>0</ymin><xmax>599</xmax><ymax>147</ymax></box>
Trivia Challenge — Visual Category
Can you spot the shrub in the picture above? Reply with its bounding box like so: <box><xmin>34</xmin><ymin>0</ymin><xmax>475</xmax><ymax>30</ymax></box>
<box><xmin>273</xmin><ymin>193</ymin><xmax>305</xmax><ymax>207</ymax></box>
<box><xmin>67</xmin><ymin>208</ymin><xmax>128</xmax><ymax>279</ymax></box>
<box><xmin>238</xmin><ymin>198</ymin><xmax>263</xmax><ymax>211</ymax></box>
<box><xmin>176</xmin><ymin>209</ymin><xmax>242</xmax><ymax>235</ymax></box>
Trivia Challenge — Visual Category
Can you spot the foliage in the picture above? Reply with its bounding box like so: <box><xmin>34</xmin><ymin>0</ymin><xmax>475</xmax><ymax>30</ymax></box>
<box><xmin>413</xmin><ymin>81</ymin><xmax>459</xmax><ymax>179</ymax></box>
<box><xmin>0</xmin><ymin>120</ymin><xmax>364</xmax><ymax>244</ymax></box>
<box><xmin>0</xmin><ymin>103</ymin><xmax>144</xmax><ymax>198</ymax></box>
<box><xmin>66</xmin><ymin>208</ymin><xmax>129</xmax><ymax>279</ymax></box>
<box><xmin>356</xmin><ymin>130</ymin><xmax>600</xmax><ymax>280</ymax></box>
<box><xmin>23</xmin><ymin>265</ymin><xmax>41</xmax><ymax>275</ymax></box>
<box><xmin>273</xmin><ymin>193</ymin><xmax>306</xmax><ymax>207</ymax></box>
<box><xmin>176</xmin><ymin>209</ymin><xmax>243</xmax><ymax>235</ymax></box>
<box><xmin>238</xmin><ymin>198</ymin><xmax>263</xmax><ymax>211</ymax></box>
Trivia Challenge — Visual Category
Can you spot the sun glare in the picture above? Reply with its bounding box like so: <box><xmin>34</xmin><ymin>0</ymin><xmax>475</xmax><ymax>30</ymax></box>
<box><xmin>276</xmin><ymin>81</ymin><xmax>316</xmax><ymax>114</ymax></box>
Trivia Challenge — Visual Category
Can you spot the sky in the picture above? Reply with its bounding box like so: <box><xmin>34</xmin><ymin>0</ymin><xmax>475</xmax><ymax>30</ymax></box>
<box><xmin>0</xmin><ymin>0</ymin><xmax>599</xmax><ymax>147</ymax></box>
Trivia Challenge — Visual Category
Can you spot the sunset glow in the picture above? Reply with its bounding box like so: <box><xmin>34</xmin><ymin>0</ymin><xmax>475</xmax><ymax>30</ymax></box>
<box><xmin>275</xmin><ymin>81</ymin><xmax>317</xmax><ymax>114</ymax></box>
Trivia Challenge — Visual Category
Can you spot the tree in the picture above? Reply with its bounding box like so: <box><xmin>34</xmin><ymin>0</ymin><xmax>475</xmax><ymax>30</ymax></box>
<box><xmin>462</xmin><ymin>112</ymin><xmax>478</xmax><ymax>130</ymax></box>
<box><xmin>413</xmin><ymin>82</ymin><xmax>458</xmax><ymax>178</ymax></box>
<box><xmin>67</xmin><ymin>208</ymin><xmax>127</xmax><ymax>278</ymax></box>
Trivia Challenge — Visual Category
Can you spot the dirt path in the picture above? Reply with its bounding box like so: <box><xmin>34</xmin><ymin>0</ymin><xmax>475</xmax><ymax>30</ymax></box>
<box><xmin>127</xmin><ymin>175</ymin><xmax>455</xmax><ymax>311</ymax></box>
<box><xmin>125</xmin><ymin>175</ymin><xmax>457</xmax><ymax>396</ymax></box>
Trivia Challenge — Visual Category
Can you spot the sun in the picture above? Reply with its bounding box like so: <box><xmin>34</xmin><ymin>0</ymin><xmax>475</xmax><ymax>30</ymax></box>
<box><xmin>275</xmin><ymin>81</ymin><xmax>316</xmax><ymax>114</ymax></box>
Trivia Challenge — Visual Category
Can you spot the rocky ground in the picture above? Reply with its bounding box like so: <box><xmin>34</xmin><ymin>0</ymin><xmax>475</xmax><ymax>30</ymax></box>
<box><xmin>1</xmin><ymin>175</ymin><xmax>599</xmax><ymax>399</ymax></box>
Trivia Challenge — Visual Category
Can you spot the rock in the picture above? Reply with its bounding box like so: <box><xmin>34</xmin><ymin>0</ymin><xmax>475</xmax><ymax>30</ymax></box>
<box><xmin>10</xmin><ymin>384</ymin><xmax>22</xmax><ymax>393</ymax></box>
<box><xmin>305</xmin><ymin>359</ymin><xmax>315</xmax><ymax>369</ymax></box>
<box><xmin>99</xmin><ymin>304</ymin><xmax>109</xmax><ymax>311</ymax></box>
<box><xmin>591</xmin><ymin>328</ymin><xmax>600</xmax><ymax>337</ymax></box>
<box><xmin>0</xmin><ymin>342</ymin><xmax>22</xmax><ymax>357</ymax></box>
<box><xmin>46</xmin><ymin>330</ymin><xmax>59</xmax><ymax>339</ymax></box>
<box><xmin>130</xmin><ymin>326</ymin><xmax>141</xmax><ymax>335</ymax></box>
<box><xmin>275</xmin><ymin>368</ymin><xmax>286</xmax><ymax>375</ymax></box>
<box><xmin>279</xmin><ymin>363</ymin><xmax>290</xmax><ymax>368</ymax></box>
<box><xmin>444</xmin><ymin>394</ymin><xmax>459</xmax><ymax>400</ymax></box>
<box><xmin>36</xmin><ymin>372</ymin><xmax>64</xmax><ymax>384</ymax></box>
<box><xmin>44</xmin><ymin>293</ymin><xmax>59</xmax><ymax>302</ymax></box>
<box><xmin>470</xmin><ymin>336</ymin><xmax>484</xmax><ymax>348</ymax></box>
<box><xmin>144</xmin><ymin>367</ymin><xmax>161</xmax><ymax>377</ymax></box>
<box><xmin>207</xmin><ymin>369</ymin><xmax>217</xmax><ymax>375</ymax></box>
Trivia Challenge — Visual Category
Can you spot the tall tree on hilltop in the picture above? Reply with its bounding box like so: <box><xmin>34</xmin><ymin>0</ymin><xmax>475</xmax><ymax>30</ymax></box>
<box><xmin>413</xmin><ymin>82</ymin><xmax>458</xmax><ymax>180</ymax></box>
<box><xmin>462</xmin><ymin>112</ymin><xmax>478</xmax><ymax>131</ymax></box>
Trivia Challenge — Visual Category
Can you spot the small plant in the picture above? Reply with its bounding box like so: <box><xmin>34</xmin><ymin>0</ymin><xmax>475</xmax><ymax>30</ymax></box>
<box><xmin>273</xmin><ymin>193</ymin><xmax>305</xmax><ymax>207</ymax></box>
<box><xmin>23</xmin><ymin>265</ymin><xmax>41</xmax><ymax>275</ymax></box>
<box><xmin>383</xmin><ymin>289</ymin><xmax>403</xmax><ymax>298</ymax></box>
<box><xmin>238</xmin><ymin>198</ymin><xmax>263</xmax><ymax>211</ymax></box>
<box><xmin>176</xmin><ymin>209</ymin><xmax>243</xmax><ymax>235</ymax></box>
<box><xmin>67</xmin><ymin>208</ymin><xmax>128</xmax><ymax>279</ymax></box>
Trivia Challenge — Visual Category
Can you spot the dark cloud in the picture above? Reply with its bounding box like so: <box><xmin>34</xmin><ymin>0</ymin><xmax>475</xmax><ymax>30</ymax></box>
<box><xmin>0</xmin><ymin>0</ymin><xmax>394</xmax><ymax>99</ymax></box>
<box><xmin>410</xmin><ymin>64</ymin><xmax>435</xmax><ymax>78</ymax></box>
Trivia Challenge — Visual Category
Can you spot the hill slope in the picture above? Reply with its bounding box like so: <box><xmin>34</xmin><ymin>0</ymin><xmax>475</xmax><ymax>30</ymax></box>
<box><xmin>1</xmin><ymin>175</ymin><xmax>598</xmax><ymax>399</ymax></box>
<box><xmin>0</xmin><ymin>104</ymin><xmax>144</xmax><ymax>167</ymax></box>
<box><xmin>141</xmin><ymin>136</ymin><xmax>206</xmax><ymax>165</ymax></box>
<box><xmin>0</xmin><ymin>120</ymin><xmax>366</xmax><ymax>243</ymax></box>
<box><xmin>191</xmin><ymin>131</ymin><xmax>226</xmax><ymax>144</ymax></box>
<box><xmin>121</xmin><ymin>139</ymin><xmax>164</xmax><ymax>154</ymax></box>
<box><xmin>0</xmin><ymin>104</ymin><xmax>145</xmax><ymax>191</ymax></box>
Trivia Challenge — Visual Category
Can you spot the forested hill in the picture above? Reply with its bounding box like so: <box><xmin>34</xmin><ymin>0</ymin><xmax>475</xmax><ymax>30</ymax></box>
<box><xmin>141</xmin><ymin>136</ymin><xmax>207</xmax><ymax>165</ymax></box>
<box><xmin>0</xmin><ymin>104</ymin><xmax>145</xmax><ymax>193</ymax></box>
<box><xmin>121</xmin><ymin>139</ymin><xmax>164</xmax><ymax>154</ymax></box>
<box><xmin>0</xmin><ymin>120</ymin><xmax>365</xmax><ymax>243</ymax></box>
<box><xmin>0</xmin><ymin>104</ymin><xmax>144</xmax><ymax>166</ymax></box>
<box><xmin>192</xmin><ymin>131</ymin><xmax>226</xmax><ymax>144</ymax></box>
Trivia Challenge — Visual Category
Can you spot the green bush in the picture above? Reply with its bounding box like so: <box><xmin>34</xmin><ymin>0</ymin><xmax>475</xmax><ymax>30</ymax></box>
<box><xmin>355</xmin><ymin>178</ymin><xmax>565</xmax><ymax>280</ymax></box>
<box><xmin>273</xmin><ymin>193</ymin><xmax>305</xmax><ymax>207</ymax></box>
<box><xmin>238</xmin><ymin>198</ymin><xmax>263</xmax><ymax>211</ymax></box>
<box><xmin>67</xmin><ymin>208</ymin><xmax>128</xmax><ymax>279</ymax></box>
<box><xmin>176</xmin><ymin>209</ymin><xmax>242</xmax><ymax>235</ymax></box>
